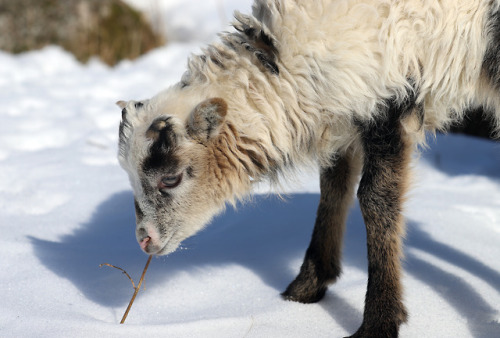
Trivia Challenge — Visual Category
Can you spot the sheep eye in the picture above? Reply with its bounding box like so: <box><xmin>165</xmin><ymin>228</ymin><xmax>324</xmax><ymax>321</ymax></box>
<box><xmin>159</xmin><ymin>173</ymin><xmax>183</xmax><ymax>190</ymax></box>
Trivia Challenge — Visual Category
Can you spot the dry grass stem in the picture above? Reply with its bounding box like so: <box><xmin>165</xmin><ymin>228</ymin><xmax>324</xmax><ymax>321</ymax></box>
<box><xmin>99</xmin><ymin>262</ymin><xmax>136</xmax><ymax>289</ymax></box>
<box><xmin>99</xmin><ymin>255</ymin><xmax>153</xmax><ymax>324</ymax></box>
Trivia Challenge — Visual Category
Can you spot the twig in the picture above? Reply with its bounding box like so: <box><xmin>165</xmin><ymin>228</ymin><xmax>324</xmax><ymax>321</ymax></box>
<box><xmin>120</xmin><ymin>255</ymin><xmax>152</xmax><ymax>324</ymax></box>
<box><xmin>99</xmin><ymin>255</ymin><xmax>153</xmax><ymax>324</ymax></box>
<box><xmin>99</xmin><ymin>263</ymin><xmax>136</xmax><ymax>289</ymax></box>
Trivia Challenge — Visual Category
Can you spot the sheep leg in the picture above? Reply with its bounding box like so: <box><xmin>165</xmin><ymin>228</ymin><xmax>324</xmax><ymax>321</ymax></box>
<box><xmin>349</xmin><ymin>108</ymin><xmax>413</xmax><ymax>338</ymax></box>
<box><xmin>282</xmin><ymin>151</ymin><xmax>361</xmax><ymax>303</ymax></box>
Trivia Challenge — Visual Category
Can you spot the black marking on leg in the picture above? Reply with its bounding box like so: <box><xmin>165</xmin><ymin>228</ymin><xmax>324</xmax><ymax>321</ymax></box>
<box><xmin>283</xmin><ymin>153</ymin><xmax>360</xmax><ymax>303</ymax></box>
<box><xmin>352</xmin><ymin>96</ymin><xmax>415</xmax><ymax>338</ymax></box>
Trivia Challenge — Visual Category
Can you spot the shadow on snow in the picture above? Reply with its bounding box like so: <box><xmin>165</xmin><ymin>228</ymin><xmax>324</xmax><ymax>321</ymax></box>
<box><xmin>29</xmin><ymin>132</ymin><xmax>500</xmax><ymax>334</ymax></box>
<box><xmin>30</xmin><ymin>189</ymin><xmax>499</xmax><ymax>336</ymax></box>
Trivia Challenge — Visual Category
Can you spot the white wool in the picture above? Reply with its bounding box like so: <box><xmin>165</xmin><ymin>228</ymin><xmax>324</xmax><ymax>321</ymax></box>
<box><xmin>163</xmin><ymin>0</ymin><xmax>499</xmax><ymax>176</ymax></box>
<box><xmin>120</xmin><ymin>0</ymin><xmax>500</xmax><ymax>219</ymax></box>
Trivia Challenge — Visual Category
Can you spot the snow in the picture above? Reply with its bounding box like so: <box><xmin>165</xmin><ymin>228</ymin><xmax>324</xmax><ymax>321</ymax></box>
<box><xmin>0</xmin><ymin>1</ymin><xmax>499</xmax><ymax>337</ymax></box>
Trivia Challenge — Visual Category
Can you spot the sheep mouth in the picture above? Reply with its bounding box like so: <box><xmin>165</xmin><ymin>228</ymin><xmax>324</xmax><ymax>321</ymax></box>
<box><xmin>156</xmin><ymin>237</ymin><xmax>181</xmax><ymax>256</ymax></box>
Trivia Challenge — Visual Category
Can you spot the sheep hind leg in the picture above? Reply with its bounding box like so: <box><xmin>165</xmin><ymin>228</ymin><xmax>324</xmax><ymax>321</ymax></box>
<box><xmin>282</xmin><ymin>150</ymin><xmax>361</xmax><ymax>303</ymax></box>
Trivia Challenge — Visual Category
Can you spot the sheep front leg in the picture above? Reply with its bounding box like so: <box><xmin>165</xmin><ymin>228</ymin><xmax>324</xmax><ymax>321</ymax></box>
<box><xmin>283</xmin><ymin>150</ymin><xmax>361</xmax><ymax>303</ymax></box>
<box><xmin>350</xmin><ymin>111</ymin><xmax>413</xmax><ymax>338</ymax></box>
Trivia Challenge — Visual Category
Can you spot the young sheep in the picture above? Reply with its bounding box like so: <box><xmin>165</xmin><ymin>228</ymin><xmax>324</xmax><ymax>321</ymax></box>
<box><xmin>117</xmin><ymin>0</ymin><xmax>500</xmax><ymax>336</ymax></box>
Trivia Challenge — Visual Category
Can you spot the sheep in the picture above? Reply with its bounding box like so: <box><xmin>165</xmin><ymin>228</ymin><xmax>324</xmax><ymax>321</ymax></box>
<box><xmin>117</xmin><ymin>0</ymin><xmax>500</xmax><ymax>336</ymax></box>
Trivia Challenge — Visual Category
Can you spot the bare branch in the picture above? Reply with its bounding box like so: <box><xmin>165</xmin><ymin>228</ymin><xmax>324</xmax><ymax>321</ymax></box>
<box><xmin>99</xmin><ymin>263</ymin><xmax>136</xmax><ymax>289</ymax></box>
<box><xmin>99</xmin><ymin>255</ymin><xmax>153</xmax><ymax>324</ymax></box>
<box><xmin>120</xmin><ymin>255</ymin><xmax>153</xmax><ymax>324</ymax></box>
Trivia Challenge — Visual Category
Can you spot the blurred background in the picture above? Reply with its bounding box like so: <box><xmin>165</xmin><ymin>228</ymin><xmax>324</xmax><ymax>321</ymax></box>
<box><xmin>0</xmin><ymin>0</ymin><xmax>250</xmax><ymax>65</ymax></box>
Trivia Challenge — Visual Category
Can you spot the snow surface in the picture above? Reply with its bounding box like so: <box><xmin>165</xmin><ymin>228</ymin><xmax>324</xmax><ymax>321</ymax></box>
<box><xmin>1</xmin><ymin>1</ymin><xmax>499</xmax><ymax>337</ymax></box>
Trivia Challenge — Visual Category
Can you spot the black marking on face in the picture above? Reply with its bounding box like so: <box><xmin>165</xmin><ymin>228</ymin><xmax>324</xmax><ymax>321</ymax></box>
<box><xmin>142</xmin><ymin>117</ymin><xmax>180</xmax><ymax>173</ymax></box>
<box><xmin>135</xmin><ymin>101</ymin><xmax>144</xmax><ymax>109</ymax></box>
<box><xmin>483</xmin><ymin>8</ymin><xmax>500</xmax><ymax>89</ymax></box>
<box><xmin>146</xmin><ymin>117</ymin><xmax>175</xmax><ymax>143</ymax></box>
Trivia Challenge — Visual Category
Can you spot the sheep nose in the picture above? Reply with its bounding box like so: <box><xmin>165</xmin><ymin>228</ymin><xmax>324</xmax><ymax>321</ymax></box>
<box><xmin>139</xmin><ymin>236</ymin><xmax>152</xmax><ymax>251</ymax></box>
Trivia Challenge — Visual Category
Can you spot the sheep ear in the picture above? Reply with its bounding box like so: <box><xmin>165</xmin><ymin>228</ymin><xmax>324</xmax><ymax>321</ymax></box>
<box><xmin>187</xmin><ymin>98</ymin><xmax>227</xmax><ymax>142</ymax></box>
<box><xmin>116</xmin><ymin>100</ymin><xmax>128</xmax><ymax>109</ymax></box>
